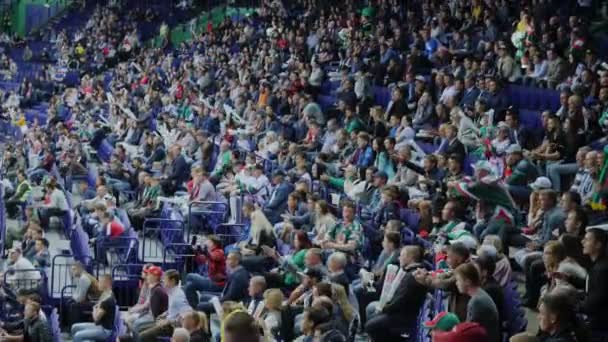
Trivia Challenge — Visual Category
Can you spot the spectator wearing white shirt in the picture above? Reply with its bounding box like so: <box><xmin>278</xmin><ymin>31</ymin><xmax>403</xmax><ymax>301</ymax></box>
<box><xmin>139</xmin><ymin>269</ymin><xmax>192</xmax><ymax>340</ymax></box>
<box><xmin>3</xmin><ymin>247</ymin><xmax>41</xmax><ymax>290</ymax></box>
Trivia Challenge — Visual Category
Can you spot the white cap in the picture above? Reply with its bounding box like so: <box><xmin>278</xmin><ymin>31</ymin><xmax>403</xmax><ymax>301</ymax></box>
<box><xmin>530</xmin><ymin>176</ymin><xmax>552</xmax><ymax>190</ymax></box>
<box><xmin>586</xmin><ymin>224</ymin><xmax>608</xmax><ymax>232</ymax></box>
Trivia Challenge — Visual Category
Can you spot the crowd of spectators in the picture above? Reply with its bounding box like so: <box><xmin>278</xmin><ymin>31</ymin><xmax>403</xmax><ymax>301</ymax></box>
<box><xmin>1</xmin><ymin>0</ymin><xmax>608</xmax><ymax>341</ymax></box>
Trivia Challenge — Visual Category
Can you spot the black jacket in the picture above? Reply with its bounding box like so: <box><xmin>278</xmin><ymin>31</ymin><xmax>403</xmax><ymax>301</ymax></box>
<box><xmin>583</xmin><ymin>256</ymin><xmax>608</xmax><ymax>331</ymax></box>
<box><xmin>23</xmin><ymin>316</ymin><xmax>52</xmax><ymax>342</ymax></box>
<box><xmin>221</xmin><ymin>266</ymin><xmax>250</xmax><ymax>303</ymax></box>
<box><xmin>382</xmin><ymin>262</ymin><xmax>428</xmax><ymax>320</ymax></box>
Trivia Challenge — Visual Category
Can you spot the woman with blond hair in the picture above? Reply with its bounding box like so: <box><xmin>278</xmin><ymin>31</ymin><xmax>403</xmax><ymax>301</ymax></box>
<box><xmin>261</xmin><ymin>288</ymin><xmax>284</xmax><ymax>337</ymax></box>
<box><xmin>239</xmin><ymin>202</ymin><xmax>277</xmax><ymax>273</ymax></box>
<box><xmin>331</xmin><ymin>283</ymin><xmax>356</xmax><ymax>335</ymax></box>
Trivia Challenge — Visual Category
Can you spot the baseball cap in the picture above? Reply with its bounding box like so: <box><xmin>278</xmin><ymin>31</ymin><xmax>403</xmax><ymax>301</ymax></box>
<box><xmin>432</xmin><ymin>322</ymin><xmax>489</xmax><ymax>342</ymax></box>
<box><xmin>530</xmin><ymin>176</ymin><xmax>552</xmax><ymax>191</ymax></box>
<box><xmin>586</xmin><ymin>224</ymin><xmax>608</xmax><ymax>233</ymax></box>
<box><xmin>424</xmin><ymin>312</ymin><xmax>460</xmax><ymax>331</ymax></box>
<box><xmin>506</xmin><ymin>144</ymin><xmax>522</xmax><ymax>154</ymax></box>
<box><xmin>447</xmin><ymin>231</ymin><xmax>478</xmax><ymax>250</ymax></box>
<box><xmin>415</xmin><ymin>75</ymin><xmax>426</xmax><ymax>83</ymax></box>
<box><xmin>144</xmin><ymin>265</ymin><xmax>163</xmax><ymax>277</ymax></box>
<box><xmin>9</xmin><ymin>246</ymin><xmax>22</xmax><ymax>254</ymax></box>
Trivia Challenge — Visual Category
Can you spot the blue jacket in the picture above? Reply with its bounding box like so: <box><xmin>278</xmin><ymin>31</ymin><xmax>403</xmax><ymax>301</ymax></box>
<box><xmin>221</xmin><ymin>266</ymin><xmax>250</xmax><ymax>302</ymax></box>
<box><xmin>168</xmin><ymin>154</ymin><xmax>189</xmax><ymax>185</ymax></box>
<box><xmin>354</xmin><ymin>146</ymin><xmax>374</xmax><ymax>168</ymax></box>
<box><xmin>459</xmin><ymin>87</ymin><xmax>480</xmax><ymax>108</ymax></box>
<box><xmin>264</xmin><ymin>181</ymin><xmax>294</xmax><ymax>223</ymax></box>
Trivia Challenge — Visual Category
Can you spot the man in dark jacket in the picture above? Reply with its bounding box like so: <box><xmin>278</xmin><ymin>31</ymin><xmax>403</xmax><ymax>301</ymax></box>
<box><xmin>263</xmin><ymin>171</ymin><xmax>294</xmax><ymax>224</ymax></box>
<box><xmin>582</xmin><ymin>225</ymin><xmax>608</xmax><ymax>335</ymax></box>
<box><xmin>197</xmin><ymin>251</ymin><xmax>250</xmax><ymax>314</ymax></box>
<box><xmin>365</xmin><ymin>245</ymin><xmax>428</xmax><ymax>341</ymax></box>
<box><xmin>22</xmin><ymin>301</ymin><xmax>52</xmax><ymax>342</ymax></box>
<box><xmin>161</xmin><ymin>145</ymin><xmax>189</xmax><ymax>195</ymax></box>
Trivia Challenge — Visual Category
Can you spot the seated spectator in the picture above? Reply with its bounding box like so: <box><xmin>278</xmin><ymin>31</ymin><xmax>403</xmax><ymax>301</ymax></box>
<box><xmin>326</xmin><ymin>252</ymin><xmax>349</xmax><ymax>294</ymax></box>
<box><xmin>184</xmin><ymin>235</ymin><xmax>226</xmax><ymax>306</ymax></box>
<box><xmin>139</xmin><ymin>269</ymin><xmax>192</xmax><ymax>340</ymax></box>
<box><xmin>319</xmin><ymin>201</ymin><xmax>363</xmax><ymax>257</ymax></box>
<box><xmin>479</xmin><ymin>236</ymin><xmax>512</xmax><ymax>287</ymax></box>
<box><xmin>0</xmin><ymin>300</ymin><xmax>51</xmax><ymax>342</ymax></box>
<box><xmin>472</xmin><ymin>254</ymin><xmax>504</xmax><ymax>324</ymax></box>
<box><xmin>287</xmin><ymin>267</ymin><xmax>324</xmax><ymax>307</ymax></box>
<box><xmin>535</xmin><ymin>290</ymin><xmax>589</xmax><ymax>342</ymax></box>
<box><xmin>36</xmin><ymin>179</ymin><xmax>69</xmax><ymax>230</ymax></box>
<box><xmin>310</xmin><ymin>200</ymin><xmax>336</xmax><ymax>245</ymax></box>
<box><xmin>414</xmin><ymin>243</ymin><xmax>471</xmax><ymax>321</ymax></box>
<box><xmin>5</xmin><ymin>170</ymin><xmax>31</xmax><ymax>219</ymax></box>
<box><xmin>5</xmin><ymin>207</ymin><xmax>39</xmax><ymax>254</ymax></box>
<box><xmin>238</xmin><ymin>202</ymin><xmax>277</xmax><ymax>272</ymax></box>
<box><xmin>3</xmin><ymin>247</ymin><xmax>41</xmax><ymax>291</ymax></box>
<box><xmin>30</xmin><ymin>238</ymin><xmax>50</xmax><ymax>269</ymax></box>
<box><xmin>263</xmin><ymin>231</ymin><xmax>314</xmax><ymax>289</ymax></box>
<box><xmin>504</xmin><ymin>144</ymin><xmax>538</xmax><ymax>201</ymax></box>
<box><xmin>195</xmin><ymin>251</ymin><xmax>249</xmax><ymax>314</ymax></box>
<box><xmin>263</xmin><ymin>170</ymin><xmax>294</xmax><ymax>224</ymax></box>
<box><xmin>127</xmin><ymin>174</ymin><xmax>161</xmax><ymax>230</ymax></box>
<box><xmin>511</xmin><ymin>190</ymin><xmax>565</xmax><ymax>268</ymax></box>
<box><xmin>261</xmin><ymin>288</ymin><xmax>283</xmax><ymax>335</ymax></box>
<box><xmin>62</xmin><ymin>261</ymin><xmax>101</xmax><ymax>329</ymax></box>
<box><xmin>365</xmin><ymin>245</ymin><xmax>427</xmax><ymax>341</ymax></box>
<box><xmin>222</xmin><ymin>311</ymin><xmax>261</xmax><ymax>342</ymax></box>
<box><xmin>170</xmin><ymin>328</ymin><xmax>191</xmax><ymax>342</ymax></box>
<box><xmin>581</xmin><ymin>225</ymin><xmax>608</xmax><ymax>336</ymax></box>
<box><xmin>130</xmin><ymin>266</ymin><xmax>168</xmax><ymax>334</ymax></box>
<box><xmin>70</xmin><ymin>275</ymin><xmax>116</xmax><ymax>342</ymax></box>
<box><xmin>124</xmin><ymin>265</ymin><xmax>153</xmax><ymax>331</ymax></box>
<box><xmin>181</xmin><ymin>311</ymin><xmax>209</xmax><ymax>342</ymax></box>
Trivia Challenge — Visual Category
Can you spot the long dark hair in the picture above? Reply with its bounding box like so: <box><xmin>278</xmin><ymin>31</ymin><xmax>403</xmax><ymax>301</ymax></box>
<box><xmin>294</xmin><ymin>230</ymin><xmax>312</xmax><ymax>251</ymax></box>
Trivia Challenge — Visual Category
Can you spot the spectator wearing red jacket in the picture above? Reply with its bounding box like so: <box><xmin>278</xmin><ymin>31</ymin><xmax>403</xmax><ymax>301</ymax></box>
<box><xmin>183</xmin><ymin>235</ymin><xmax>227</xmax><ymax>307</ymax></box>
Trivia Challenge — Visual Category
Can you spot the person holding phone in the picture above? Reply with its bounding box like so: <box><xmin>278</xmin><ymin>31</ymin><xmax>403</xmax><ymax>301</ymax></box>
<box><xmin>183</xmin><ymin>235</ymin><xmax>227</xmax><ymax>308</ymax></box>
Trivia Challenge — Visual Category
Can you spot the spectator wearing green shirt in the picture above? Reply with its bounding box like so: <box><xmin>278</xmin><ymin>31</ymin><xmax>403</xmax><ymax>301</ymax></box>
<box><xmin>322</xmin><ymin>201</ymin><xmax>363</xmax><ymax>254</ymax></box>
<box><xmin>343</xmin><ymin>106</ymin><xmax>364</xmax><ymax>134</ymax></box>
<box><xmin>6</xmin><ymin>169</ymin><xmax>31</xmax><ymax>218</ymax></box>
<box><xmin>505</xmin><ymin>144</ymin><xmax>537</xmax><ymax>201</ymax></box>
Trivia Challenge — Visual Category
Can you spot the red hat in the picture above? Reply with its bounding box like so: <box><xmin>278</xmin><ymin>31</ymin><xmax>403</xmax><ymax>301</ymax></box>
<box><xmin>144</xmin><ymin>265</ymin><xmax>163</xmax><ymax>277</ymax></box>
<box><xmin>432</xmin><ymin>322</ymin><xmax>488</xmax><ymax>342</ymax></box>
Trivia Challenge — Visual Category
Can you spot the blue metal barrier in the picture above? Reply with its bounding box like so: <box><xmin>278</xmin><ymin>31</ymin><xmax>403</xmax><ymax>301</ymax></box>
<box><xmin>0</xmin><ymin>186</ymin><xmax>5</xmax><ymax>254</ymax></box>
<box><xmin>162</xmin><ymin>242</ymin><xmax>194</xmax><ymax>271</ymax></box>
<box><xmin>50</xmin><ymin>254</ymin><xmax>96</xmax><ymax>304</ymax></box>
<box><xmin>188</xmin><ymin>201</ymin><xmax>228</xmax><ymax>238</ymax></box>
<box><xmin>214</xmin><ymin>223</ymin><xmax>247</xmax><ymax>250</ymax></box>
<box><xmin>111</xmin><ymin>264</ymin><xmax>145</xmax><ymax>309</ymax></box>
<box><xmin>142</xmin><ymin>218</ymin><xmax>186</xmax><ymax>263</ymax></box>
